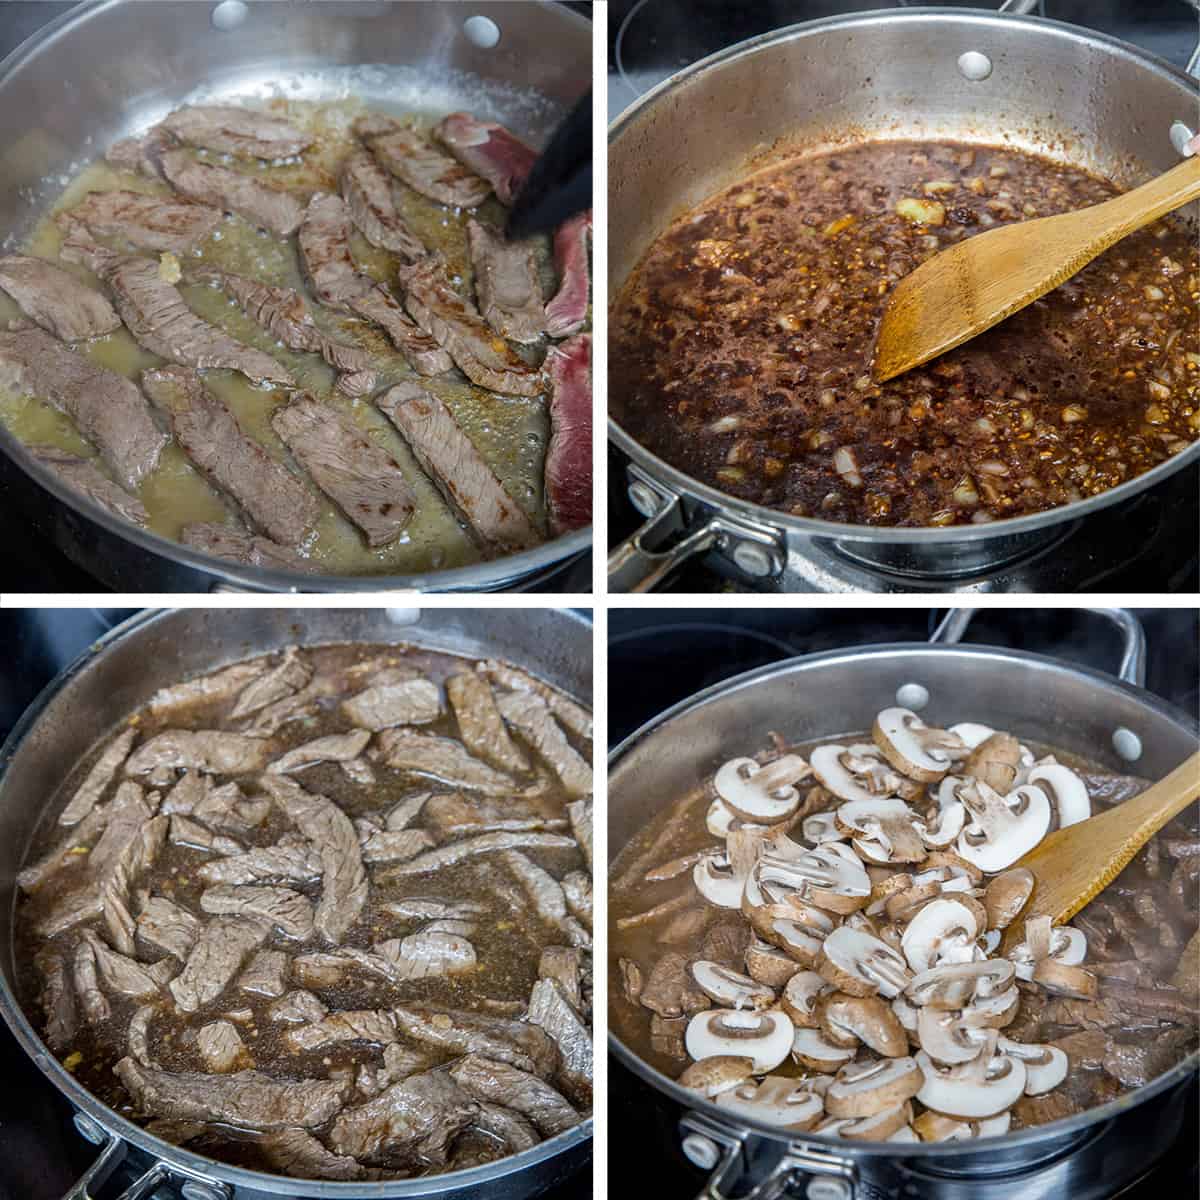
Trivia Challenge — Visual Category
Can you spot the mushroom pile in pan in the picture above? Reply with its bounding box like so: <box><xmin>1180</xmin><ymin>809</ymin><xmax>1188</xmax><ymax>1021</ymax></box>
<box><xmin>679</xmin><ymin>709</ymin><xmax>1100</xmax><ymax>1142</ymax></box>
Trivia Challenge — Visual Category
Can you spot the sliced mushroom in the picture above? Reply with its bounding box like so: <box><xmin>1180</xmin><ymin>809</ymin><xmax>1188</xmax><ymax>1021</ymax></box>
<box><xmin>887</xmin><ymin>1123</ymin><xmax>921</xmax><ymax>1143</ymax></box>
<box><xmin>1026</xmin><ymin>763</ymin><xmax>1090</xmax><ymax>830</ymax></box>
<box><xmin>901</xmin><ymin>898</ymin><xmax>981</xmax><ymax>974</ymax></box>
<box><xmin>955</xmin><ymin>781</ymin><xmax>1051</xmax><ymax>873</ymax></box>
<box><xmin>818</xmin><ymin>992</ymin><xmax>907</xmax><ymax>1057</ymax></box>
<box><xmin>809</xmin><ymin>744</ymin><xmax>880</xmax><ymax>804</ymax></box>
<box><xmin>677</xmin><ymin>1055</ymin><xmax>755</xmax><ymax>1097</ymax></box>
<box><xmin>983</xmin><ymin>869</ymin><xmax>1034</xmax><ymax>931</ymax></box>
<box><xmin>707</xmin><ymin>799</ymin><xmax>740</xmax><ymax>838</ymax></box>
<box><xmin>997</xmin><ymin>1037</ymin><xmax>1069</xmax><ymax>1095</ymax></box>
<box><xmin>693</xmin><ymin>852</ymin><xmax>745</xmax><ymax>909</ymax></box>
<box><xmin>685</xmin><ymin>1008</ymin><xmax>794</xmax><ymax>1073</ymax></box>
<box><xmin>824</xmin><ymin>1056</ymin><xmax>923</xmax><ymax>1118</ymax></box>
<box><xmin>839</xmin><ymin>1101</ymin><xmax>913</xmax><ymax>1141</ymax></box>
<box><xmin>746</xmin><ymin>845</ymin><xmax>870</xmax><ymax>916</ymax></box>
<box><xmin>960</xmin><ymin>986</ymin><xmax>1019</xmax><ymax>1030</ymax></box>
<box><xmin>912</xmin><ymin>1110</ymin><xmax>1011</xmax><ymax>1141</ymax></box>
<box><xmin>802</xmin><ymin>812</ymin><xmax>845</xmax><ymax>845</ymax></box>
<box><xmin>781</xmin><ymin>971</ymin><xmax>830</xmax><ymax>1027</ymax></box>
<box><xmin>892</xmin><ymin>992</ymin><xmax>920</xmax><ymax>1036</ymax></box>
<box><xmin>1031</xmin><ymin>957</ymin><xmax>1097</xmax><ymax>999</ymax></box>
<box><xmin>1010</xmin><ymin>915</ymin><xmax>1090</xmax><ymax>993</ymax></box>
<box><xmin>947</xmin><ymin>723</ymin><xmax>995</xmax><ymax>750</ymax></box>
<box><xmin>835</xmin><ymin>797</ymin><xmax>927</xmax><ymax>865</ymax></box>
<box><xmin>690</xmin><ymin>961</ymin><xmax>776</xmax><ymax>1011</ymax></box>
<box><xmin>790</xmin><ymin>1026</ymin><xmax>857</xmax><ymax>1072</ymax></box>
<box><xmin>818</xmin><ymin>925</ymin><xmax>912</xmax><ymax>998</ymax></box>
<box><xmin>961</xmin><ymin>733</ymin><xmax>1022</xmax><ymax>794</ymax></box>
<box><xmin>745</xmin><ymin>938</ymin><xmax>801</xmax><ymax>989</ymax></box>
<box><xmin>916</xmin><ymin>1033</ymin><xmax>1027</xmax><ymax>1118</ymax></box>
<box><xmin>713</xmin><ymin>1075</ymin><xmax>825</xmax><ymax>1130</ymax></box>
<box><xmin>922</xmin><ymin>849</ymin><xmax>984</xmax><ymax>887</ymax></box>
<box><xmin>915</xmin><ymin>778</ymin><xmax>967</xmax><ymax>849</ymax></box>
<box><xmin>905</xmin><ymin>959</ymin><xmax>1015</xmax><ymax>1011</ymax></box>
<box><xmin>714</xmin><ymin>755</ymin><xmax>809</xmax><ymax>823</ymax></box>
<box><xmin>872</xmin><ymin>708</ymin><xmax>965</xmax><ymax>783</ymax></box>
<box><xmin>916</xmin><ymin>1006</ymin><xmax>989</xmax><ymax>1065</ymax></box>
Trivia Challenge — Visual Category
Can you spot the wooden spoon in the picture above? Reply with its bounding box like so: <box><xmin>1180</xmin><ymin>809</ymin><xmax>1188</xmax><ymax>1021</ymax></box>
<box><xmin>873</xmin><ymin>154</ymin><xmax>1200</xmax><ymax>383</ymax></box>
<box><xmin>998</xmin><ymin>748</ymin><xmax>1200</xmax><ymax>955</ymax></box>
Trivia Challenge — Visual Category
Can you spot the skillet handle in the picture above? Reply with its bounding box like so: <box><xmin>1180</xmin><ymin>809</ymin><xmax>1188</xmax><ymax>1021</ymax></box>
<box><xmin>997</xmin><ymin>0</ymin><xmax>1042</xmax><ymax>12</ymax></box>
<box><xmin>929</xmin><ymin>607</ymin><xmax>1147</xmax><ymax>686</ymax></box>
<box><xmin>62</xmin><ymin>1130</ymin><xmax>125</xmax><ymax>1200</ymax></box>
<box><xmin>608</xmin><ymin>497</ymin><xmax>719</xmax><ymax>593</ymax></box>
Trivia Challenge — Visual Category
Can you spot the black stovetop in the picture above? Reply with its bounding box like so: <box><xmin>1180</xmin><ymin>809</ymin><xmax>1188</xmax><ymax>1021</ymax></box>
<box><xmin>607</xmin><ymin>607</ymin><xmax>1199</xmax><ymax>1199</ymax></box>
<box><xmin>607</xmin><ymin>0</ymin><xmax>1200</xmax><ymax>593</ymax></box>
<box><xmin>0</xmin><ymin>609</ymin><xmax>592</xmax><ymax>1200</ymax></box>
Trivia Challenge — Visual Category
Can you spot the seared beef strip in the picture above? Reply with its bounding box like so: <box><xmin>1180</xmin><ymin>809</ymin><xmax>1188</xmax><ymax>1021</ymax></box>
<box><xmin>436</xmin><ymin>113</ymin><xmax>535</xmax><ymax>206</ymax></box>
<box><xmin>136</xmin><ymin>896</ymin><xmax>201</xmax><ymax>960</ymax></box>
<box><xmin>0</xmin><ymin>327</ymin><xmax>166</xmax><ymax>491</ymax></box>
<box><xmin>127</xmin><ymin>729</ymin><xmax>272</xmax><ymax>779</ymax></box>
<box><xmin>481</xmin><ymin>661</ymin><xmax>592</xmax><ymax>741</ymax></box>
<box><xmin>381</xmin><ymin>829</ymin><xmax>576</xmax><ymax>879</ymax></box>
<box><xmin>388</xmin><ymin>1006</ymin><xmax>557</xmax><ymax>1077</ymax></box>
<box><xmin>106</xmin><ymin>127</ymin><xmax>175</xmax><ymax>178</ymax></box>
<box><xmin>168</xmin><ymin>915</ymin><xmax>271</xmax><ymax>1012</ymax></box>
<box><xmin>503</xmin><ymin>852</ymin><xmax>589</xmax><ymax>948</ymax></box>
<box><xmin>86</xmin><ymin>931</ymin><xmax>162</xmax><ymax>1000</ymax></box>
<box><xmin>271</xmin><ymin>395</ymin><xmax>416</xmax><ymax>548</ymax></box>
<box><xmin>73</xmin><ymin>938</ymin><xmax>109</xmax><ymax>1023</ymax></box>
<box><xmin>141</xmin><ymin>367</ymin><xmax>318</xmax><ymax>546</ymax></box>
<box><xmin>66</xmin><ymin>190</ymin><xmax>221</xmax><ymax>253</ymax></box>
<box><xmin>355</xmin><ymin>115</ymin><xmax>491</xmax><ymax>209</ymax></box>
<box><xmin>232</xmin><ymin>647</ymin><xmax>312</xmax><ymax>719</ymax></box>
<box><xmin>526</xmin><ymin>977</ymin><xmax>593</xmax><ymax>1105</ymax></box>
<box><xmin>396</xmin><ymin>255</ymin><xmax>544</xmax><ymax>396</ymax></box>
<box><xmin>58</xmin><ymin>728</ymin><xmax>136</xmax><ymax>826</ymax></box>
<box><xmin>373</xmin><ymin>730</ymin><xmax>517</xmax><ymax>796</ymax></box>
<box><xmin>35</xmin><ymin>950</ymin><xmax>78</xmax><ymax>1053</ymax></box>
<box><xmin>339</xmin><ymin>149</ymin><xmax>426</xmax><ymax>259</ymax></box>
<box><xmin>545</xmin><ymin>210</ymin><xmax>592</xmax><ymax>338</ymax></box>
<box><xmin>168</xmin><ymin>814</ymin><xmax>242</xmax><ymax>855</ymax></box>
<box><xmin>543</xmin><ymin>333</ymin><xmax>591</xmax><ymax>534</ymax></box>
<box><xmin>375</xmin><ymin>383</ymin><xmax>539</xmax><ymax>556</ymax></box>
<box><xmin>467</xmin><ymin>220</ymin><xmax>546</xmax><ymax>343</ymax></box>
<box><xmin>269</xmin><ymin>730</ymin><xmax>371</xmax><ymax>774</ymax></box>
<box><xmin>472</xmin><ymin>1103</ymin><xmax>541</xmax><ymax>1153</ymax></box>
<box><xmin>420</xmin><ymin>794</ymin><xmax>565</xmax><ymax>842</ymax></box>
<box><xmin>0</xmin><ymin>254</ymin><xmax>120</xmax><ymax>341</ymax></box>
<box><xmin>181</xmin><ymin>523</ymin><xmax>316</xmax><ymax>573</ymax></box>
<box><xmin>539</xmin><ymin>946</ymin><xmax>584</xmax><ymax>1011</ymax></box>
<box><xmin>342</xmin><ymin>675</ymin><xmax>441</xmax><ymax>731</ymax></box>
<box><xmin>159</xmin><ymin>106</ymin><xmax>312</xmax><ymax>159</ymax></box>
<box><xmin>446</xmin><ymin>672</ymin><xmax>530</xmax><ymax>773</ymax></box>
<box><xmin>566</xmin><ymin>798</ymin><xmax>593</xmax><ymax>871</ymax></box>
<box><xmin>160</xmin><ymin>149</ymin><xmax>304</xmax><ymax>236</ymax></box>
<box><xmin>448</xmin><ymin>1056</ymin><xmax>580</xmax><ymax>1137</ymax></box>
<box><xmin>18</xmin><ymin>805</ymin><xmax>111</xmax><ymax>893</ymax></box>
<box><xmin>197</xmin><ymin>1020</ymin><xmax>250</xmax><ymax>1072</ymax></box>
<box><xmin>495</xmin><ymin>690</ymin><xmax>591</xmax><ymax>798</ymax></box>
<box><xmin>197</xmin><ymin>840</ymin><xmax>324</xmax><ymax>886</ymax></box>
<box><xmin>358</xmin><ymin>827</ymin><xmax>434</xmax><ymax>865</ymax></box>
<box><xmin>148</xmin><ymin>662</ymin><xmax>270</xmax><ymax>713</ymax></box>
<box><xmin>200</xmin><ymin>884</ymin><xmax>315</xmax><ymax>940</ymax></box>
<box><xmin>258</xmin><ymin>1129</ymin><xmax>365</xmax><ymax>1182</ymax></box>
<box><xmin>347</xmin><ymin>285</ymin><xmax>453</xmax><ymax>376</ymax></box>
<box><xmin>28</xmin><ymin>447</ymin><xmax>149</xmax><ymax>528</ymax></box>
<box><xmin>268</xmin><ymin>990</ymin><xmax>328</xmax><ymax>1025</ymax></box>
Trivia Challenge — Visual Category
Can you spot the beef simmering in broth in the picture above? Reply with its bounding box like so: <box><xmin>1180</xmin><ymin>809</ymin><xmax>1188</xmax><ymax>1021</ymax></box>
<box><xmin>609</xmin><ymin>710</ymin><xmax>1198</xmax><ymax>1139</ymax></box>
<box><xmin>611</xmin><ymin>140</ymin><xmax>1199</xmax><ymax>527</ymax></box>
<box><xmin>17</xmin><ymin>643</ymin><xmax>593</xmax><ymax>1180</ymax></box>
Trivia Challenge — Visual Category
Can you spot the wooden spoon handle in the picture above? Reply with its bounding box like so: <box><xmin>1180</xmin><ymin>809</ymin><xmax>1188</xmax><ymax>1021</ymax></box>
<box><xmin>1093</xmin><ymin>155</ymin><xmax>1200</xmax><ymax>241</ymax></box>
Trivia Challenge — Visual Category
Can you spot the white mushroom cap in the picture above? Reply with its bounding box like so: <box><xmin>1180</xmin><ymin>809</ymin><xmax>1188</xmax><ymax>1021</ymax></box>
<box><xmin>677</xmin><ymin>1055</ymin><xmax>755</xmax><ymax>1097</ymax></box>
<box><xmin>780</xmin><ymin>971</ymin><xmax>830</xmax><ymax>1026</ymax></box>
<box><xmin>961</xmin><ymin>733</ymin><xmax>1024</xmax><ymax>794</ymax></box>
<box><xmin>917</xmin><ymin>1006</ymin><xmax>990</xmax><ymax>1065</ymax></box>
<box><xmin>997</xmin><ymin>1038</ymin><xmax>1069</xmax><ymax>1095</ymax></box>
<box><xmin>713</xmin><ymin>1075</ymin><xmax>824</xmax><ymax>1130</ymax></box>
<box><xmin>745</xmin><ymin>938</ymin><xmax>803</xmax><ymax>989</ymax></box>
<box><xmin>802</xmin><ymin>812</ymin><xmax>846</xmax><ymax>845</ymax></box>
<box><xmin>839</xmin><ymin>1101</ymin><xmax>913</xmax><ymax>1141</ymax></box>
<box><xmin>824</xmin><ymin>1056</ymin><xmax>923</xmax><ymax>1118</ymax></box>
<box><xmin>835</xmin><ymin>797</ymin><xmax>927</xmax><ymax>865</ymax></box>
<box><xmin>916</xmin><ymin>1035</ymin><xmax>1027</xmax><ymax>1118</ymax></box>
<box><xmin>693</xmin><ymin>852</ymin><xmax>745</xmax><ymax>908</ymax></box>
<box><xmin>707</xmin><ymin>798</ymin><xmax>740</xmax><ymax>838</ymax></box>
<box><xmin>747</xmin><ymin>845</ymin><xmax>870</xmax><ymax>916</ymax></box>
<box><xmin>690</xmin><ymin>961</ymin><xmax>776</xmax><ymax>1011</ymax></box>
<box><xmin>685</xmin><ymin>1008</ymin><xmax>794</xmax><ymax>1074</ymax></box>
<box><xmin>901</xmin><ymin>898</ymin><xmax>981</xmax><ymax>974</ymax></box>
<box><xmin>1027</xmin><ymin>763</ymin><xmax>1090</xmax><ymax>829</ymax></box>
<box><xmin>948</xmin><ymin>723</ymin><xmax>995</xmax><ymax>749</ymax></box>
<box><xmin>766</xmin><ymin>917</ymin><xmax>825</xmax><ymax>966</ymax></box>
<box><xmin>715</xmin><ymin>755</ymin><xmax>809</xmax><ymax>823</ymax></box>
<box><xmin>916</xmin><ymin>780</ymin><xmax>967</xmax><ymax>850</ymax></box>
<box><xmin>791</xmin><ymin>1027</ymin><xmax>857</xmax><ymax>1072</ymax></box>
<box><xmin>912</xmin><ymin>1111</ymin><xmax>1011</xmax><ymax>1141</ymax></box>
<box><xmin>819</xmin><ymin>925</ymin><xmax>912</xmax><ymax>998</ymax></box>
<box><xmin>956</xmin><ymin>781</ymin><xmax>1051</xmax><ymax>873</ymax></box>
<box><xmin>983</xmin><ymin>868</ymin><xmax>1035</xmax><ymax>931</ymax></box>
<box><xmin>873</xmin><ymin>708</ymin><xmax>966</xmax><ymax>783</ymax></box>
<box><xmin>960</xmin><ymin>986</ymin><xmax>1020</xmax><ymax>1030</ymax></box>
<box><xmin>809</xmin><ymin>744</ymin><xmax>880</xmax><ymax>804</ymax></box>
<box><xmin>819</xmin><ymin>992</ymin><xmax>908</xmax><ymax>1057</ymax></box>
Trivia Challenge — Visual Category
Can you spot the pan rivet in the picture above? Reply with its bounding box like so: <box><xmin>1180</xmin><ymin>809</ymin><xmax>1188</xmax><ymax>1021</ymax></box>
<box><xmin>628</xmin><ymin>481</ymin><xmax>663</xmax><ymax>517</ymax></box>
<box><xmin>386</xmin><ymin>607</ymin><xmax>421</xmax><ymax>625</ymax></box>
<box><xmin>72</xmin><ymin>1113</ymin><xmax>105</xmax><ymax>1145</ymax></box>
<box><xmin>1169</xmin><ymin>122</ymin><xmax>1196</xmax><ymax>156</ymax></box>
<box><xmin>807</xmin><ymin>1179</ymin><xmax>852</xmax><ymax>1200</ymax></box>
<box><xmin>681</xmin><ymin>1133</ymin><xmax>721</xmax><ymax>1169</ymax></box>
<box><xmin>211</xmin><ymin>0</ymin><xmax>247</xmax><ymax>31</ymax></box>
<box><xmin>896</xmin><ymin>682</ymin><xmax>930</xmax><ymax>710</ymax></box>
<box><xmin>1111</xmin><ymin>727</ymin><xmax>1143</xmax><ymax>763</ymax></box>
<box><xmin>463</xmin><ymin>15</ymin><xmax>502</xmax><ymax>49</ymax></box>
<box><xmin>957</xmin><ymin>51</ymin><xmax>993</xmax><ymax>81</ymax></box>
<box><xmin>731</xmin><ymin>542</ymin><xmax>778</xmax><ymax>578</ymax></box>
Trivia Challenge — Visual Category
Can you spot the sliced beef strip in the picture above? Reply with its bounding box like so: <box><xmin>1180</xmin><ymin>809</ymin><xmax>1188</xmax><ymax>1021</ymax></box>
<box><xmin>86</xmin><ymin>932</ymin><xmax>162</xmax><ymax>1000</ymax></box>
<box><xmin>159</xmin><ymin>106</ymin><xmax>312</xmax><ymax>159</ymax></box>
<box><xmin>169</xmin><ymin>813</ymin><xmax>242</xmax><ymax>854</ymax></box>
<box><xmin>35</xmin><ymin>949</ymin><xmax>78</xmax><ymax>1053</ymax></box>
<box><xmin>136</xmin><ymin>896</ymin><xmax>201</xmax><ymax>960</ymax></box>
<box><xmin>200</xmin><ymin>884</ymin><xmax>315</xmax><ymax>940</ymax></box>
<box><xmin>58</xmin><ymin>727</ymin><xmax>136</xmax><ymax>826</ymax></box>
<box><xmin>372</xmin><ymin>730</ymin><xmax>518</xmax><ymax>796</ymax></box>
<box><xmin>297</xmin><ymin>192</ymin><xmax>371</xmax><ymax>310</ymax></box>
<box><xmin>260</xmin><ymin>775</ymin><xmax>367</xmax><ymax>943</ymax></box>
<box><xmin>160</xmin><ymin>149</ymin><xmax>304</xmax><ymax>236</ymax></box>
<box><xmin>1103</xmin><ymin>1026</ymin><xmax>1197</xmax><ymax>1087</ymax></box>
<box><xmin>0</xmin><ymin>254</ymin><xmax>120</xmax><ymax>341</ymax></box>
<box><xmin>127</xmin><ymin>729</ymin><xmax>272</xmax><ymax>780</ymax></box>
<box><xmin>382</xmin><ymin>897</ymin><xmax>486</xmax><ymax>921</ymax></box>
<box><xmin>357</xmin><ymin>1043</ymin><xmax>435</xmax><ymax>1098</ymax></box>
<box><xmin>383</xmin><ymin>793</ymin><xmax>430</xmax><ymax>832</ymax></box>
<box><xmin>470</xmin><ymin>1102</ymin><xmax>541</xmax><ymax>1153</ymax></box>
<box><xmin>348</xmin><ymin>284</ymin><xmax>453</xmax><ymax>376</ymax></box>
<box><xmin>375</xmin><ymin>383</ymin><xmax>539</xmax><ymax>557</ymax></box>
<box><xmin>526</xmin><ymin>977</ymin><xmax>592</xmax><ymax>1105</ymax></box>
<box><xmin>650</xmin><ymin>1013</ymin><xmax>687</xmax><ymax>1060</ymax></box>
<box><xmin>106</xmin><ymin>126</ymin><xmax>176</xmax><ymax>178</ymax></box>
<box><xmin>268</xmin><ymin>990</ymin><xmax>328</xmax><ymax>1025</ymax></box>
<box><xmin>168</xmin><ymin>915</ymin><xmax>271</xmax><ymax>1012</ymax></box>
<box><xmin>181</xmin><ymin>523</ymin><xmax>316</xmax><ymax>574</ymax></box>
<box><xmin>496</xmin><ymin>691</ymin><xmax>591</xmax><ymax>799</ymax></box>
<box><xmin>545</xmin><ymin>210</ymin><xmax>592</xmax><ymax>338</ymax></box>
<box><xmin>446</xmin><ymin>672</ymin><xmax>530</xmax><ymax>774</ymax></box>
<box><xmin>74</xmin><ymin>938</ymin><xmax>110</xmax><ymax>1024</ymax></box>
<box><xmin>561</xmin><ymin>871</ymin><xmax>592</xmax><ymax>931</ymax></box>
<box><xmin>231</xmin><ymin>647</ymin><xmax>312</xmax><ymax>719</ymax></box>
<box><xmin>359</xmin><ymin>827</ymin><xmax>434</xmax><ymax>865</ymax></box>
<box><xmin>540</xmin><ymin>947</ymin><xmax>584</xmax><ymax>1011</ymax></box>
<box><xmin>0</xmin><ymin>327</ymin><xmax>166</xmax><ymax>491</ymax></box>
<box><xmin>190</xmin><ymin>781</ymin><xmax>270</xmax><ymax>835</ymax></box>
<box><xmin>142</xmin><ymin>367</ymin><xmax>317</xmax><ymax>546</ymax></box>
<box><xmin>268</xmin><ymin>730</ymin><xmax>371</xmax><ymax>774</ymax></box>
<box><xmin>28</xmin><ymin>447</ymin><xmax>149</xmax><ymax>528</ymax></box>
<box><xmin>328</xmin><ymin>1069</ymin><xmax>479</xmax><ymax>1165</ymax></box>
<box><xmin>448</xmin><ymin>1055</ymin><xmax>580</xmax><ymax>1137</ymax></box>
<box><xmin>396</xmin><ymin>255</ymin><xmax>544</xmax><ymax>396</ymax></box>
<box><xmin>481</xmin><ymin>661</ymin><xmax>592</xmax><ymax>742</ymax></box>
<box><xmin>342</xmin><ymin>676</ymin><xmax>441</xmax><ymax>732</ymax></box>
<box><xmin>191</xmin><ymin>267</ymin><xmax>375</xmax><ymax>396</ymax></box>
<box><xmin>342</xmin><ymin>758</ymin><xmax>376</xmax><ymax>785</ymax></box>
<box><xmin>356</xmin><ymin>115</ymin><xmax>491</xmax><ymax>209</ymax></box>
<box><xmin>436</xmin><ymin>113</ymin><xmax>536</xmax><ymax>207</ymax></box>
<box><xmin>543</xmin><ymin>332</ymin><xmax>591</xmax><ymax>534</ymax></box>
<box><xmin>566</xmin><ymin>798</ymin><xmax>593</xmax><ymax>870</ymax></box>
<box><xmin>285</xmin><ymin>1009</ymin><xmax>399</xmax><ymax>1051</ymax></box>
<box><xmin>237</xmin><ymin>950</ymin><xmax>289</xmax><ymax>998</ymax></box>
<box><xmin>18</xmin><ymin>804</ymin><xmax>110</xmax><ymax>892</ymax></box>
<box><xmin>467</xmin><ymin>220</ymin><xmax>546</xmax><ymax>344</ymax></box>
<box><xmin>148</xmin><ymin>661</ymin><xmax>271</xmax><ymax>713</ymax></box>
<box><xmin>640</xmin><ymin>951</ymin><xmax>712</xmax><ymax>1019</ymax></box>
<box><xmin>389</xmin><ymin>1005</ymin><xmax>558</xmax><ymax>1078</ymax></box>
<box><xmin>116</xmin><ymin>1058</ymin><xmax>347</xmax><ymax>1130</ymax></box>
<box><xmin>272</xmin><ymin>395</ymin><xmax>416</xmax><ymax>547</ymax></box>
<box><xmin>197</xmin><ymin>839</ymin><xmax>323</xmax><ymax>886</ymax></box>
<box><xmin>197</xmin><ymin>1020</ymin><xmax>250</xmax><ymax>1072</ymax></box>
<box><xmin>66</xmin><ymin>190</ymin><xmax>221</xmax><ymax>253</ymax></box>
<box><xmin>382</xmin><ymin>829</ymin><xmax>575</xmax><ymax>880</ymax></box>
<box><xmin>258</xmin><ymin>1129</ymin><xmax>364</xmax><ymax>1182</ymax></box>
<box><xmin>340</xmin><ymin>148</ymin><xmax>426</xmax><ymax>259</ymax></box>
<box><xmin>503</xmin><ymin>852</ymin><xmax>589</xmax><ymax>947</ymax></box>
<box><xmin>1076</xmin><ymin>771</ymin><xmax>1149</xmax><ymax>809</ymax></box>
